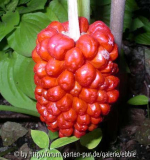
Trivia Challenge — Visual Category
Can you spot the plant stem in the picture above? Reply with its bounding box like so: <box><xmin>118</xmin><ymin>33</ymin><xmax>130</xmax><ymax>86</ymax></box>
<box><xmin>110</xmin><ymin>0</ymin><xmax>126</xmax><ymax>54</ymax></box>
<box><xmin>0</xmin><ymin>105</ymin><xmax>40</xmax><ymax>117</ymax></box>
<box><xmin>78</xmin><ymin>0</ymin><xmax>90</xmax><ymax>22</ymax></box>
<box><xmin>68</xmin><ymin>0</ymin><xmax>80</xmax><ymax>41</ymax></box>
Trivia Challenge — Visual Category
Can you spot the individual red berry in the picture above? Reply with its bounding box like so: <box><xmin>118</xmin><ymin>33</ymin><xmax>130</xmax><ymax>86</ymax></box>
<box><xmin>56</xmin><ymin>94</ymin><xmax>73</xmax><ymax>112</ymax></box>
<box><xmin>90</xmin><ymin>46</ymin><xmax>109</xmax><ymax>69</ymax></box>
<box><xmin>46</xmin><ymin>58</ymin><xmax>65</xmax><ymax>77</ymax></box>
<box><xmin>88</xmin><ymin>124</ymin><xmax>98</xmax><ymax>131</ymax></box>
<box><xmin>74</xmin><ymin>123</ymin><xmax>88</xmax><ymax>132</ymax></box>
<box><xmin>32</xmin><ymin>48</ymin><xmax>42</xmax><ymax>63</ymax></box>
<box><xmin>70</xmin><ymin>81</ymin><xmax>82</xmax><ymax>97</ymax></box>
<box><xmin>46</xmin><ymin>114</ymin><xmax>57</xmax><ymax>123</ymax></box>
<box><xmin>35</xmin><ymin>95</ymin><xmax>49</xmax><ymax>105</ymax></box>
<box><xmin>72</xmin><ymin>97</ymin><xmax>88</xmax><ymax>115</ymax></box>
<box><xmin>79</xmin><ymin>88</ymin><xmax>97</xmax><ymax>103</ymax></box>
<box><xmin>47</xmin><ymin>121</ymin><xmax>58</xmax><ymax>130</ymax></box>
<box><xmin>47</xmin><ymin>102</ymin><xmax>61</xmax><ymax>116</ymax></box>
<box><xmin>91</xmin><ymin>117</ymin><xmax>103</xmax><ymax>125</ymax></box>
<box><xmin>75</xmin><ymin>62</ymin><xmax>96</xmax><ymax>87</ymax></box>
<box><xmin>92</xmin><ymin>30</ymin><xmax>114</xmax><ymax>52</ymax></box>
<box><xmin>47</xmin><ymin>21</ymin><xmax>65</xmax><ymax>33</ymax></box>
<box><xmin>57</xmin><ymin>114</ymin><xmax>74</xmax><ymax>129</ymax></box>
<box><xmin>37</xmin><ymin>27</ymin><xmax>58</xmax><ymax>42</ymax></box>
<box><xmin>74</xmin><ymin>129</ymin><xmax>86</xmax><ymax>138</ymax></box>
<box><xmin>34</xmin><ymin>74</ymin><xmax>42</xmax><ymax>86</ymax></box>
<box><xmin>58</xmin><ymin>70</ymin><xmax>75</xmax><ymax>91</ymax></box>
<box><xmin>41</xmin><ymin>76</ymin><xmax>58</xmax><ymax>89</ymax></box>
<box><xmin>99</xmin><ymin>77</ymin><xmax>110</xmax><ymax>90</ymax></box>
<box><xmin>99</xmin><ymin>104</ymin><xmax>111</xmax><ymax>116</ymax></box>
<box><xmin>47</xmin><ymin>33</ymin><xmax>75</xmax><ymax>60</ymax></box>
<box><xmin>34</xmin><ymin>61</ymin><xmax>47</xmax><ymax>78</ymax></box>
<box><xmin>35</xmin><ymin>86</ymin><xmax>43</xmax><ymax>96</ymax></box>
<box><xmin>79</xmin><ymin>17</ymin><xmax>89</xmax><ymax>33</ymax></box>
<box><xmin>106</xmin><ymin>76</ymin><xmax>120</xmax><ymax>91</ymax></box>
<box><xmin>87</xmin><ymin>103</ymin><xmax>101</xmax><ymax>118</ymax></box>
<box><xmin>97</xmin><ymin>90</ymin><xmax>108</xmax><ymax>103</ymax></box>
<box><xmin>77</xmin><ymin>114</ymin><xmax>91</xmax><ymax>125</ymax></box>
<box><xmin>47</xmin><ymin>86</ymin><xmax>66</xmax><ymax>102</ymax></box>
<box><xmin>88</xmin><ymin>21</ymin><xmax>111</xmax><ymax>34</ymax></box>
<box><xmin>76</xmin><ymin>34</ymin><xmax>99</xmax><ymax>59</ymax></box>
<box><xmin>90</xmin><ymin>70</ymin><xmax>105</xmax><ymax>89</ymax></box>
<box><xmin>109</xmin><ymin>44</ymin><xmax>118</xmax><ymax>61</ymax></box>
<box><xmin>62</xmin><ymin>108</ymin><xmax>77</xmax><ymax>122</ymax></box>
<box><xmin>36</xmin><ymin>39</ymin><xmax>52</xmax><ymax>61</ymax></box>
<box><xmin>59</xmin><ymin>128</ymin><xmax>74</xmax><ymax>137</ymax></box>
<box><xmin>65</xmin><ymin>47</ymin><xmax>85</xmax><ymax>72</ymax></box>
<box><xmin>107</xmin><ymin>90</ymin><xmax>119</xmax><ymax>103</ymax></box>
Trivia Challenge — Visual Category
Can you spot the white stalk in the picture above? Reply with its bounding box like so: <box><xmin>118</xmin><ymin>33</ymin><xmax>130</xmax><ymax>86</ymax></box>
<box><xmin>68</xmin><ymin>0</ymin><xmax>80</xmax><ymax>41</ymax></box>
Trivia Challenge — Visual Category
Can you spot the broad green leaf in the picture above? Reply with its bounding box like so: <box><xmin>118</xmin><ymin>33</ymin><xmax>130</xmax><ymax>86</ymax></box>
<box><xmin>97</xmin><ymin>4</ymin><xmax>110</xmax><ymax>26</ymax></box>
<box><xmin>17</xmin><ymin>0</ymin><xmax>47</xmax><ymax>14</ymax></box>
<box><xmin>130</xmin><ymin>18</ymin><xmax>144</xmax><ymax>32</ymax></box>
<box><xmin>7</xmin><ymin>12</ymin><xmax>50</xmax><ymax>57</ymax></box>
<box><xmin>31</xmin><ymin>130</ymin><xmax>49</xmax><ymax>149</ymax></box>
<box><xmin>50</xmin><ymin>136</ymin><xmax>79</xmax><ymax>149</ymax></box>
<box><xmin>135</xmin><ymin>32</ymin><xmax>150</xmax><ymax>45</ymax></box>
<box><xmin>0</xmin><ymin>52</ymin><xmax>37</xmax><ymax>113</ymax></box>
<box><xmin>80</xmin><ymin>128</ymin><xmax>102</xmax><ymax>149</ymax></box>
<box><xmin>139</xmin><ymin>16</ymin><xmax>150</xmax><ymax>32</ymax></box>
<box><xmin>49</xmin><ymin>131</ymin><xmax>59</xmax><ymax>141</ymax></box>
<box><xmin>125</xmin><ymin>0</ymin><xmax>139</xmax><ymax>12</ymax></box>
<box><xmin>127</xmin><ymin>95</ymin><xmax>149</xmax><ymax>105</ymax></box>
<box><xmin>31</xmin><ymin>149</ymin><xmax>63</xmax><ymax>160</ymax></box>
<box><xmin>49</xmin><ymin>149</ymin><xmax>63</xmax><ymax>160</ymax></box>
<box><xmin>19</xmin><ymin>0</ymin><xmax>30</xmax><ymax>5</ymax></box>
<box><xmin>0</xmin><ymin>0</ymin><xmax>10</xmax><ymax>7</ymax></box>
<box><xmin>0</xmin><ymin>10</ymin><xmax>20</xmax><ymax>41</ymax></box>
<box><xmin>6</xmin><ymin>0</ymin><xmax>19</xmax><ymax>11</ymax></box>
<box><xmin>75</xmin><ymin>157</ymin><xmax>95</xmax><ymax>160</ymax></box>
<box><xmin>46</xmin><ymin>0</ymin><xmax>68</xmax><ymax>22</ymax></box>
<box><xmin>13</xmin><ymin>52</ymin><xmax>35</xmax><ymax>99</ymax></box>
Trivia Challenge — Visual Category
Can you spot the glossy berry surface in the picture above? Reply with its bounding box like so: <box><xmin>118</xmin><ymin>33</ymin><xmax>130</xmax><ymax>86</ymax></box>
<box><xmin>32</xmin><ymin>17</ymin><xmax>119</xmax><ymax>138</ymax></box>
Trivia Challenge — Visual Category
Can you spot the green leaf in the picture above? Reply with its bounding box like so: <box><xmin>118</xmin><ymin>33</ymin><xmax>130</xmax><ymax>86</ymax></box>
<box><xmin>17</xmin><ymin>0</ymin><xmax>47</xmax><ymax>14</ymax></box>
<box><xmin>6</xmin><ymin>0</ymin><xmax>19</xmax><ymax>11</ymax></box>
<box><xmin>135</xmin><ymin>32</ymin><xmax>150</xmax><ymax>45</ymax></box>
<box><xmin>0</xmin><ymin>10</ymin><xmax>20</xmax><ymax>41</ymax></box>
<box><xmin>0</xmin><ymin>0</ymin><xmax>10</xmax><ymax>7</ymax></box>
<box><xmin>13</xmin><ymin>52</ymin><xmax>36</xmax><ymax>99</ymax></box>
<box><xmin>0</xmin><ymin>105</ymin><xmax>39</xmax><ymax>117</ymax></box>
<box><xmin>127</xmin><ymin>95</ymin><xmax>149</xmax><ymax>105</ymax></box>
<box><xmin>75</xmin><ymin>157</ymin><xmax>95</xmax><ymax>160</ymax></box>
<box><xmin>31</xmin><ymin>149</ymin><xmax>63</xmax><ymax>160</ymax></box>
<box><xmin>7</xmin><ymin>12</ymin><xmax>50</xmax><ymax>57</ymax></box>
<box><xmin>31</xmin><ymin>130</ymin><xmax>49</xmax><ymax>149</ymax></box>
<box><xmin>49</xmin><ymin>131</ymin><xmax>59</xmax><ymax>141</ymax></box>
<box><xmin>50</xmin><ymin>136</ymin><xmax>79</xmax><ymax>149</ymax></box>
<box><xmin>139</xmin><ymin>16</ymin><xmax>150</xmax><ymax>32</ymax></box>
<box><xmin>129</xmin><ymin>18</ymin><xmax>144</xmax><ymax>32</ymax></box>
<box><xmin>0</xmin><ymin>52</ymin><xmax>37</xmax><ymax>113</ymax></box>
<box><xmin>49</xmin><ymin>149</ymin><xmax>63</xmax><ymax>160</ymax></box>
<box><xmin>80</xmin><ymin>128</ymin><xmax>102</xmax><ymax>149</ymax></box>
<box><xmin>18</xmin><ymin>0</ymin><xmax>30</xmax><ymax>5</ymax></box>
<box><xmin>46</xmin><ymin>0</ymin><xmax>68</xmax><ymax>22</ymax></box>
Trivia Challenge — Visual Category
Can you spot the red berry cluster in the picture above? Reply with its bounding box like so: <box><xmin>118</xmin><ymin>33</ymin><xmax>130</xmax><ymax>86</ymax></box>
<box><xmin>32</xmin><ymin>17</ymin><xmax>119</xmax><ymax>138</ymax></box>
